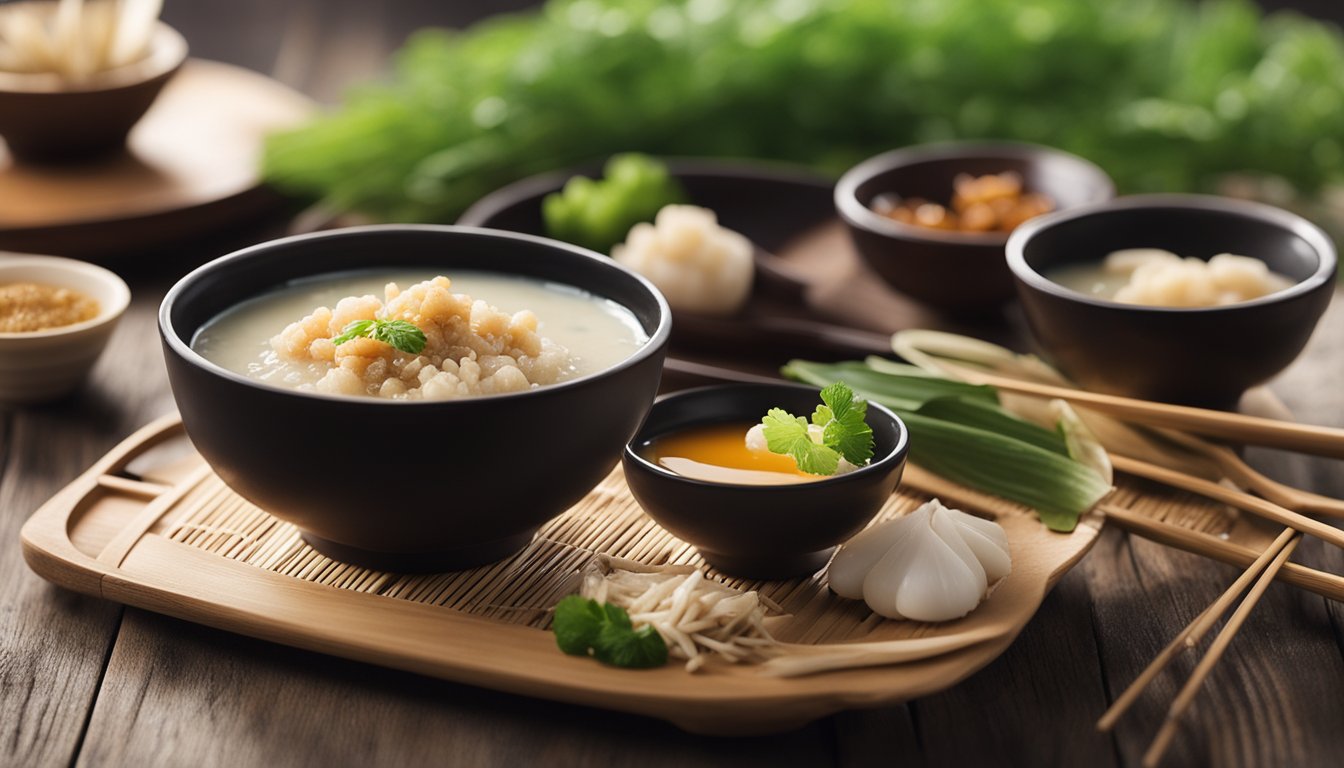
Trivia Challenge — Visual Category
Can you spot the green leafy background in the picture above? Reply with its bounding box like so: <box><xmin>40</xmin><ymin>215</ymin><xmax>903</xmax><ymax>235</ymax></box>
<box><xmin>264</xmin><ymin>0</ymin><xmax>1344</xmax><ymax>225</ymax></box>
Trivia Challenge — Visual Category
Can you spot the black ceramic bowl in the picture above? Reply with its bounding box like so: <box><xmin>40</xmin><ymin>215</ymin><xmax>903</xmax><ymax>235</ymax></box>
<box><xmin>622</xmin><ymin>384</ymin><xmax>908</xmax><ymax>579</ymax></box>
<box><xmin>1007</xmin><ymin>195</ymin><xmax>1337</xmax><ymax>407</ymax></box>
<box><xmin>835</xmin><ymin>142</ymin><xmax>1115</xmax><ymax>316</ymax></box>
<box><xmin>160</xmin><ymin>225</ymin><xmax>670</xmax><ymax>571</ymax></box>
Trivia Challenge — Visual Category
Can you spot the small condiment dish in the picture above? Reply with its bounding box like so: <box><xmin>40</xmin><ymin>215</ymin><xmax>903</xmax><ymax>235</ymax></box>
<box><xmin>835</xmin><ymin>141</ymin><xmax>1114</xmax><ymax>316</ymax></box>
<box><xmin>0</xmin><ymin>253</ymin><xmax>130</xmax><ymax>404</ymax></box>
<box><xmin>622</xmin><ymin>383</ymin><xmax>909</xmax><ymax>579</ymax></box>
<box><xmin>1006</xmin><ymin>194</ymin><xmax>1336</xmax><ymax>408</ymax></box>
<box><xmin>0</xmin><ymin>8</ymin><xmax>187</xmax><ymax>163</ymax></box>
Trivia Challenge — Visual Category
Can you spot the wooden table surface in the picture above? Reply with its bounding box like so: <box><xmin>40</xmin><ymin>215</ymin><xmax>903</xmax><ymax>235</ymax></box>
<box><xmin>5</xmin><ymin>3</ymin><xmax>1344</xmax><ymax>766</ymax></box>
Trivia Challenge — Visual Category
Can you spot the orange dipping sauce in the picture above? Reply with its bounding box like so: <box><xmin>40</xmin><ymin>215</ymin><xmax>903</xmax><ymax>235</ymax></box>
<box><xmin>642</xmin><ymin>422</ymin><xmax>823</xmax><ymax>485</ymax></box>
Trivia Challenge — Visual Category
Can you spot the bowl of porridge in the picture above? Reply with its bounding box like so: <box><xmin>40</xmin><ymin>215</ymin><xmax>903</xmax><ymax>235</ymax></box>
<box><xmin>160</xmin><ymin>225</ymin><xmax>670</xmax><ymax>571</ymax></box>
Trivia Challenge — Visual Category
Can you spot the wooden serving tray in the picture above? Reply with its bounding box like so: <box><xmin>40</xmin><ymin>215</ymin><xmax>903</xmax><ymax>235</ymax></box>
<box><xmin>24</xmin><ymin>413</ymin><xmax>1314</xmax><ymax>734</ymax></box>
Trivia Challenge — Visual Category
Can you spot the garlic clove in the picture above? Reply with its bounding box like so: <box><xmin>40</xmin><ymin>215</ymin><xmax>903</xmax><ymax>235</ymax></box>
<box><xmin>945</xmin><ymin>507</ymin><xmax>1012</xmax><ymax>582</ymax></box>
<box><xmin>858</xmin><ymin>513</ymin><xmax>929</xmax><ymax>619</ymax></box>
<box><xmin>829</xmin><ymin>505</ymin><xmax>928</xmax><ymax>600</ymax></box>
<box><xmin>867</xmin><ymin>511</ymin><xmax>986</xmax><ymax>622</ymax></box>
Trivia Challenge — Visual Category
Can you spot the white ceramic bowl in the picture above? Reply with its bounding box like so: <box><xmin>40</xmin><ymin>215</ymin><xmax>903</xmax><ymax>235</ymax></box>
<box><xmin>0</xmin><ymin>254</ymin><xmax>130</xmax><ymax>404</ymax></box>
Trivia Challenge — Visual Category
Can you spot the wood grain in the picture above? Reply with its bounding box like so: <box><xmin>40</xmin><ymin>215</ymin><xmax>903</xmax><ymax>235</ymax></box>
<box><xmin>0</xmin><ymin>277</ymin><xmax>175</xmax><ymax>768</ymax></box>
<box><xmin>75</xmin><ymin>609</ymin><xmax>832</xmax><ymax>768</ymax></box>
<box><xmin>4</xmin><ymin>2</ymin><xmax>1344</xmax><ymax>767</ymax></box>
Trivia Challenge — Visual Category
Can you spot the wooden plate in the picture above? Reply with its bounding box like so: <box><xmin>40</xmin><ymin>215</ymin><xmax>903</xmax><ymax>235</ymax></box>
<box><xmin>0</xmin><ymin>60</ymin><xmax>313</xmax><ymax>260</ymax></box>
<box><xmin>20</xmin><ymin>415</ymin><xmax>1108</xmax><ymax>734</ymax></box>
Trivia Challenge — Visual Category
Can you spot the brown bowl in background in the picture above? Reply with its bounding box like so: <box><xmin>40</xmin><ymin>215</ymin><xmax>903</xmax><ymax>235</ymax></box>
<box><xmin>835</xmin><ymin>142</ymin><xmax>1114</xmax><ymax>317</ymax></box>
<box><xmin>0</xmin><ymin>17</ymin><xmax>187</xmax><ymax>163</ymax></box>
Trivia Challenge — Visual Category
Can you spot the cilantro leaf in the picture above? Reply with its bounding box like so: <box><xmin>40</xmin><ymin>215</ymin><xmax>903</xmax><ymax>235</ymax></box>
<box><xmin>821</xmin><ymin>382</ymin><xmax>874</xmax><ymax>466</ymax></box>
<box><xmin>594</xmin><ymin>623</ymin><xmax>669</xmax><ymax>669</ymax></box>
<box><xmin>760</xmin><ymin>383</ymin><xmax>876</xmax><ymax>474</ymax></box>
<box><xmin>330</xmin><ymin>319</ymin><xmax>374</xmax><ymax>347</ymax></box>
<box><xmin>820</xmin><ymin>382</ymin><xmax>854</xmax><ymax>420</ymax></box>
<box><xmin>551</xmin><ymin>596</ymin><xmax>668</xmax><ymax>669</ymax></box>
<box><xmin>330</xmin><ymin>318</ymin><xmax>428</xmax><ymax>355</ymax></box>
<box><xmin>761</xmin><ymin>408</ymin><xmax>840</xmax><ymax>476</ymax></box>
<box><xmin>371</xmin><ymin>319</ymin><xmax>428</xmax><ymax>354</ymax></box>
<box><xmin>553</xmin><ymin>594</ymin><xmax>606</xmax><ymax>655</ymax></box>
<box><xmin>811</xmin><ymin>404</ymin><xmax>833</xmax><ymax>426</ymax></box>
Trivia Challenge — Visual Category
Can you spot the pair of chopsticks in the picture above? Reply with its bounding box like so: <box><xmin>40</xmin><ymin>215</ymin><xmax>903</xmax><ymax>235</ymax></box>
<box><xmin>958</xmin><ymin>370</ymin><xmax>1344</xmax><ymax>461</ymax></box>
<box><xmin>1097</xmin><ymin>528</ymin><xmax>1300</xmax><ymax>767</ymax></box>
<box><xmin>954</xmin><ymin>370</ymin><xmax>1343</xmax><ymax>765</ymax></box>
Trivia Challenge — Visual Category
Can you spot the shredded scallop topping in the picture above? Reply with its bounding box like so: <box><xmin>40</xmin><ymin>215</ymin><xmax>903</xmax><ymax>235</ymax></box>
<box><xmin>268</xmin><ymin>276</ymin><xmax>573</xmax><ymax>399</ymax></box>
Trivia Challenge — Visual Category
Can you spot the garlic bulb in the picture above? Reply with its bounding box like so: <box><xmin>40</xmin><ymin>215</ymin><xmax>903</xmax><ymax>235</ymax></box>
<box><xmin>612</xmin><ymin>204</ymin><xmax>754</xmax><ymax>316</ymax></box>
<box><xmin>828</xmin><ymin>499</ymin><xmax>1010</xmax><ymax>622</ymax></box>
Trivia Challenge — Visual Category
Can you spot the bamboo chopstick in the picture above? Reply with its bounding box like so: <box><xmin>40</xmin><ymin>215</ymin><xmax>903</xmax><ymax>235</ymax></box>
<box><xmin>1100</xmin><ymin>504</ymin><xmax>1344</xmax><ymax>602</ymax></box>
<box><xmin>1096</xmin><ymin>528</ymin><xmax>1295</xmax><ymax>732</ymax></box>
<box><xmin>1111</xmin><ymin>454</ymin><xmax>1344</xmax><ymax>552</ymax></box>
<box><xmin>1141</xmin><ymin>535</ymin><xmax>1302</xmax><ymax>768</ymax></box>
<box><xmin>956</xmin><ymin>370</ymin><xmax>1344</xmax><ymax>460</ymax></box>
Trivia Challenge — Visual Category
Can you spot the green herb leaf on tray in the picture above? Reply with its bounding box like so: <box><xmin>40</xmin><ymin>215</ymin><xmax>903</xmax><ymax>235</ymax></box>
<box><xmin>552</xmin><ymin>595</ymin><xmax>668</xmax><ymax>669</ymax></box>
<box><xmin>331</xmin><ymin>318</ymin><xmax>428</xmax><ymax>355</ymax></box>
<box><xmin>594</xmin><ymin>623</ymin><xmax>668</xmax><ymax>669</ymax></box>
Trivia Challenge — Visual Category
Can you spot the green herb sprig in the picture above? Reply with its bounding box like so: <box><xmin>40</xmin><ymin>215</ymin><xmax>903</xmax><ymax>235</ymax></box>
<box><xmin>331</xmin><ymin>318</ymin><xmax>427</xmax><ymax>355</ymax></box>
<box><xmin>553</xmin><ymin>595</ymin><xmax>668</xmax><ymax>669</ymax></box>
<box><xmin>760</xmin><ymin>382</ymin><xmax>875</xmax><ymax>476</ymax></box>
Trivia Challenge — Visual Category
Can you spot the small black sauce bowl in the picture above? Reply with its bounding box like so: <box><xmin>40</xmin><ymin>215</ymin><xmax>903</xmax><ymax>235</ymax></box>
<box><xmin>159</xmin><ymin>225</ymin><xmax>671</xmax><ymax>572</ymax></box>
<box><xmin>835</xmin><ymin>142</ymin><xmax>1115</xmax><ymax>316</ymax></box>
<box><xmin>622</xmin><ymin>384</ymin><xmax>909</xmax><ymax>579</ymax></box>
<box><xmin>1006</xmin><ymin>194</ymin><xmax>1337</xmax><ymax>408</ymax></box>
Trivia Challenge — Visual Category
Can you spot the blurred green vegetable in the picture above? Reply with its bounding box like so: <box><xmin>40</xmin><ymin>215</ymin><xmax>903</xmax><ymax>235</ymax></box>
<box><xmin>542</xmin><ymin>153</ymin><xmax>684</xmax><ymax>253</ymax></box>
<box><xmin>264</xmin><ymin>0</ymin><xmax>1344</xmax><ymax>223</ymax></box>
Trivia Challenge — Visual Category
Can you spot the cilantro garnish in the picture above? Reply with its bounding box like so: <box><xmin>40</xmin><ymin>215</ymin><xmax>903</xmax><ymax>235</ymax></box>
<box><xmin>553</xmin><ymin>595</ymin><xmax>668</xmax><ymax>669</ymax></box>
<box><xmin>331</xmin><ymin>318</ymin><xmax>427</xmax><ymax>355</ymax></box>
<box><xmin>761</xmin><ymin>409</ymin><xmax>841</xmax><ymax>476</ymax></box>
<box><xmin>760</xmin><ymin>382</ymin><xmax>875</xmax><ymax>476</ymax></box>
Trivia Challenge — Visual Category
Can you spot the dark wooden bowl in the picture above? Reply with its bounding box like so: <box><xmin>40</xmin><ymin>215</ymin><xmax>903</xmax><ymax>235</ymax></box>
<box><xmin>834</xmin><ymin>142</ymin><xmax>1115</xmax><ymax>317</ymax></box>
<box><xmin>0</xmin><ymin>18</ymin><xmax>187</xmax><ymax>163</ymax></box>
<box><xmin>623</xmin><ymin>384</ymin><xmax>908</xmax><ymax>579</ymax></box>
<box><xmin>1006</xmin><ymin>194</ymin><xmax>1337</xmax><ymax>408</ymax></box>
<box><xmin>160</xmin><ymin>225</ymin><xmax>671</xmax><ymax>572</ymax></box>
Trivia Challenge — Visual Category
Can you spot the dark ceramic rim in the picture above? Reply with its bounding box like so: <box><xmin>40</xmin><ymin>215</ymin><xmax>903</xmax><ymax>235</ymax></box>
<box><xmin>457</xmin><ymin>156</ymin><xmax>830</xmax><ymax>227</ymax></box>
<box><xmin>0</xmin><ymin>19</ymin><xmax>187</xmax><ymax>94</ymax></box>
<box><xmin>1005</xmin><ymin>193</ymin><xmax>1338</xmax><ymax>314</ymax></box>
<box><xmin>623</xmin><ymin>382</ymin><xmax>910</xmax><ymax>491</ymax></box>
<box><xmin>834</xmin><ymin>140</ymin><xmax>1116</xmax><ymax>246</ymax></box>
<box><xmin>159</xmin><ymin>224</ymin><xmax>673</xmax><ymax>406</ymax></box>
